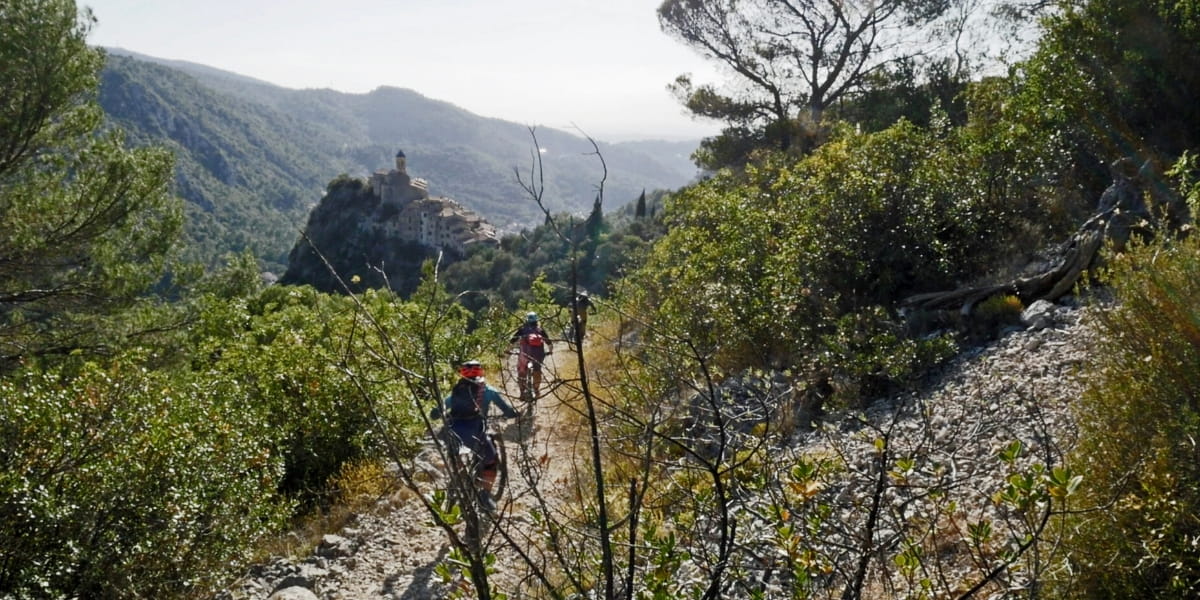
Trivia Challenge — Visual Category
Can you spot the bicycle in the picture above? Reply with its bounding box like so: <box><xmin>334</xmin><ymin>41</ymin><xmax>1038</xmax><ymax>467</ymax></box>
<box><xmin>417</xmin><ymin>425</ymin><xmax>509</xmax><ymax>542</ymax></box>
<box><xmin>508</xmin><ymin>349</ymin><xmax>551</xmax><ymax>408</ymax></box>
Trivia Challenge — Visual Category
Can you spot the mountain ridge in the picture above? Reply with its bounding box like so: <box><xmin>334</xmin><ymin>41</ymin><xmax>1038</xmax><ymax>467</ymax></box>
<box><xmin>97</xmin><ymin>48</ymin><xmax>702</xmax><ymax>271</ymax></box>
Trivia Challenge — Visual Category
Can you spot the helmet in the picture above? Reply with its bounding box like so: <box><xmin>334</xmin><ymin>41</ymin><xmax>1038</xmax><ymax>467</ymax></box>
<box><xmin>525</xmin><ymin>312</ymin><xmax>538</xmax><ymax>323</ymax></box>
<box><xmin>458</xmin><ymin>360</ymin><xmax>484</xmax><ymax>382</ymax></box>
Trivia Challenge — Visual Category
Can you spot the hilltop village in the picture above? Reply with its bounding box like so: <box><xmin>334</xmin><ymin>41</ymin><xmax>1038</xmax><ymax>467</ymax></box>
<box><xmin>279</xmin><ymin>150</ymin><xmax>499</xmax><ymax>293</ymax></box>
<box><xmin>367</xmin><ymin>149</ymin><xmax>499</xmax><ymax>255</ymax></box>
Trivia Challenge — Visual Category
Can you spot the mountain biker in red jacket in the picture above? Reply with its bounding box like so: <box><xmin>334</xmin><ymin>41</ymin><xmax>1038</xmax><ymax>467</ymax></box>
<box><xmin>431</xmin><ymin>360</ymin><xmax>518</xmax><ymax>512</ymax></box>
<box><xmin>509</xmin><ymin>312</ymin><xmax>552</xmax><ymax>399</ymax></box>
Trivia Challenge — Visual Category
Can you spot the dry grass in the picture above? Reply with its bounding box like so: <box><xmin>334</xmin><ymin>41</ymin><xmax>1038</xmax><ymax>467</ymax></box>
<box><xmin>252</xmin><ymin>457</ymin><xmax>412</xmax><ymax>560</ymax></box>
<box><xmin>536</xmin><ymin>314</ymin><xmax>681</xmax><ymax>517</ymax></box>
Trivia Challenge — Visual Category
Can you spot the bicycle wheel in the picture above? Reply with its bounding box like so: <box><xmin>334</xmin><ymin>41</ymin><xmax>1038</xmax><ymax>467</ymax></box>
<box><xmin>489</xmin><ymin>432</ymin><xmax>508</xmax><ymax>503</ymax></box>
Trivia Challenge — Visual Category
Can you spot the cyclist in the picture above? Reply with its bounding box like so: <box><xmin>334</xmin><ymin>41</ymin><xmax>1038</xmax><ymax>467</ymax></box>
<box><xmin>572</xmin><ymin>291</ymin><xmax>594</xmax><ymax>340</ymax></box>
<box><xmin>431</xmin><ymin>360</ymin><xmax>518</xmax><ymax>512</ymax></box>
<box><xmin>509</xmin><ymin>312</ymin><xmax>553</xmax><ymax>399</ymax></box>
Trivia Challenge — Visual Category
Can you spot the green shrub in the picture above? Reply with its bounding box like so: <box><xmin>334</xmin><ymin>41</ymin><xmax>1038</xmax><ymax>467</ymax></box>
<box><xmin>0</xmin><ymin>355</ymin><xmax>289</xmax><ymax>598</ymax></box>
<box><xmin>1057</xmin><ymin>235</ymin><xmax>1200</xmax><ymax>598</ymax></box>
<box><xmin>624</xmin><ymin>120</ymin><xmax>1030</xmax><ymax>385</ymax></box>
<box><xmin>822</xmin><ymin>307</ymin><xmax>959</xmax><ymax>403</ymax></box>
<box><xmin>976</xmin><ymin>294</ymin><xmax>1023</xmax><ymax>320</ymax></box>
<box><xmin>974</xmin><ymin>294</ymin><xmax>1025</xmax><ymax>334</ymax></box>
<box><xmin>1025</xmin><ymin>0</ymin><xmax>1200</xmax><ymax>181</ymax></box>
<box><xmin>193</xmin><ymin>284</ymin><xmax>436</xmax><ymax>509</ymax></box>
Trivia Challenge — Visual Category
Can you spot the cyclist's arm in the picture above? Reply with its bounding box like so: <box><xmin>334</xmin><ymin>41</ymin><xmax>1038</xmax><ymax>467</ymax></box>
<box><xmin>487</xmin><ymin>387</ymin><xmax>519</xmax><ymax>418</ymax></box>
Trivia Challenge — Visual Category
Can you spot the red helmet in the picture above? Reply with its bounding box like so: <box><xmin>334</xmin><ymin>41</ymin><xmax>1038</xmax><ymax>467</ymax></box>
<box><xmin>458</xmin><ymin>360</ymin><xmax>484</xmax><ymax>381</ymax></box>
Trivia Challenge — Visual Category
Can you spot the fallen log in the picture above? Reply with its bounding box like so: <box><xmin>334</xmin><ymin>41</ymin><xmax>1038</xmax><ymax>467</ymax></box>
<box><xmin>902</xmin><ymin>157</ymin><xmax>1189</xmax><ymax>316</ymax></box>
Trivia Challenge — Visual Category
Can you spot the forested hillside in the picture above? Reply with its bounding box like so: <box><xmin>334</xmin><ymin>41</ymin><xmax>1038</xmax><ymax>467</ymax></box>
<box><xmin>98</xmin><ymin>54</ymin><xmax>354</xmax><ymax>270</ymax></box>
<box><xmin>98</xmin><ymin>51</ymin><xmax>700</xmax><ymax>271</ymax></box>
<box><xmin>3</xmin><ymin>1</ymin><xmax>1200</xmax><ymax>599</ymax></box>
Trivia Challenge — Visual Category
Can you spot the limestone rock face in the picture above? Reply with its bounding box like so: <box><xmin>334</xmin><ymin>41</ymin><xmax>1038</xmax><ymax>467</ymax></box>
<box><xmin>280</xmin><ymin>152</ymin><xmax>498</xmax><ymax>295</ymax></box>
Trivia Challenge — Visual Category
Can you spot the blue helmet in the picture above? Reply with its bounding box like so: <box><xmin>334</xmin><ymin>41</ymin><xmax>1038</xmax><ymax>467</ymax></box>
<box><xmin>525</xmin><ymin>312</ymin><xmax>538</xmax><ymax>323</ymax></box>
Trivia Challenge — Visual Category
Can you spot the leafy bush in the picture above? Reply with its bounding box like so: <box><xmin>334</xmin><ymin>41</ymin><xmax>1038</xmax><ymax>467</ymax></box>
<box><xmin>624</xmin><ymin>120</ymin><xmax>1047</xmax><ymax>391</ymax></box>
<box><xmin>0</xmin><ymin>356</ymin><xmax>289</xmax><ymax>598</ymax></box>
<box><xmin>1025</xmin><ymin>0</ymin><xmax>1200</xmax><ymax>180</ymax></box>
<box><xmin>973</xmin><ymin>294</ymin><xmax>1026</xmax><ymax>336</ymax></box>
<box><xmin>191</xmin><ymin>283</ymin><xmax>430</xmax><ymax>508</ymax></box>
<box><xmin>822</xmin><ymin>307</ymin><xmax>959</xmax><ymax>402</ymax></box>
<box><xmin>1058</xmin><ymin>234</ymin><xmax>1200</xmax><ymax>598</ymax></box>
<box><xmin>975</xmin><ymin>294</ymin><xmax>1023</xmax><ymax>323</ymax></box>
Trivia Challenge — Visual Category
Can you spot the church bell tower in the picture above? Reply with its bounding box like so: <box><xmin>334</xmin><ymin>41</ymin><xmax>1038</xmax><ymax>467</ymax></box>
<box><xmin>395</xmin><ymin>149</ymin><xmax>407</xmax><ymax>175</ymax></box>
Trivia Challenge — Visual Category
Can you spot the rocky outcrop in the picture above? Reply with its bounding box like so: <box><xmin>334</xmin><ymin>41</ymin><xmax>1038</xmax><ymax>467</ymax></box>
<box><xmin>280</xmin><ymin>156</ymin><xmax>498</xmax><ymax>296</ymax></box>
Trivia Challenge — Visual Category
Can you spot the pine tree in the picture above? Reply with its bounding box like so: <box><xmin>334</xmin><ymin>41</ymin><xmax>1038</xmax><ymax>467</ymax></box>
<box><xmin>0</xmin><ymin>0</ymin><xmax>182</xmax><ymax>369</ymax></box>
<box><xmin>585</xmin><ymin>194</ymin><xmax>604</xmax><ymax>239</ymax></box>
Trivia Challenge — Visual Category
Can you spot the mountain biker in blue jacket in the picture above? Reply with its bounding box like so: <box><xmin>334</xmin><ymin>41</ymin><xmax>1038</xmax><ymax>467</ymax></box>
<box><xmin>431</xmin><ymin>360</ymin><xmax>518</xmax><ymax>512</ymax></box>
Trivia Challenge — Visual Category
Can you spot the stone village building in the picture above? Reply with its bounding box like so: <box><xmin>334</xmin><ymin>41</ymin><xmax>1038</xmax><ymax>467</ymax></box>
<box><xmin>368</xmin><ymin>149</ymin><xmax>498</xmax><ymax>256</ymax></box>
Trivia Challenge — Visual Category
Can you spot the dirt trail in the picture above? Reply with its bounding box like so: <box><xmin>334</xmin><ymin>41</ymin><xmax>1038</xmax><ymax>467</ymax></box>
<box><xmin>477</xmin><ymin>345</ymin><xmax>589</xmax><ymax>587</ymax></box>
<box><xmin>229</xmin><ymin>308</ymin><xmax>1097</xmax><ymax>600</ymax></box>
<box><xmin>235</xmin><ymin>346</ymin><xmax>586</xmax><ymax>600</ymax></box>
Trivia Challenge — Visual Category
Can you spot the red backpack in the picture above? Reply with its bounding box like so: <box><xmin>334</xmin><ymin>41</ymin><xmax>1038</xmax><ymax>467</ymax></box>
<box><xmin>524</xmin><ymin>331</ymin><xmax>544</xmax><ymax>347</ymax></box>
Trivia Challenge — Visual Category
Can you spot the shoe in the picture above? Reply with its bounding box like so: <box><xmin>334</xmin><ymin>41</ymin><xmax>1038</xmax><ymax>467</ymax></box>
<box><xmin>478</xmin><ymin>489</ymin><xmax>497</xmax><ymax>513</ymax></box>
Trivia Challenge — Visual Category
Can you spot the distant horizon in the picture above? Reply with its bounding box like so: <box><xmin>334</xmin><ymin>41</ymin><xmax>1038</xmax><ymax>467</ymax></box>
<box><xmin>101</xmin><ymin>45</ymin><xmax>711</xmax><ymax>146</ymax></box>
<box><xmin>82</xmin><ymin>0</ymin><xmax>726</xmax><ymax>143</ymax></box>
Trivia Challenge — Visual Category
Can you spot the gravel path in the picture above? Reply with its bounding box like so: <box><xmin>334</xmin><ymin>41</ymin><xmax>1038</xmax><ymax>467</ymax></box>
<box><xmin>221</xmin><ymin>349</ymin><xmax>583</xmax><ymax>600</ymax></box>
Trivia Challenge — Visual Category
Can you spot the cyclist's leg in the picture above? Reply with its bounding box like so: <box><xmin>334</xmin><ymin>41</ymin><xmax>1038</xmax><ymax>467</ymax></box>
<box><xmin>516</xmin><ymin>352</ymin><xmax>530</xmax><ymax>397</ymax></box>
<box><xmin>445</xmin><ymin>421</ymin><xmax>481</xmax><ymax>501</ymax></box>
<box><xmin>475</xmin><ymin>436</ymin><xmax>500</xmax><ymax>511</ymax></box>
<box><xmin>488</xmin><ymin>433</ymin><xmax>508</xmax><ymax>499</ymax></box>
<box><xmin>443</xmin><ymin>423</ymin><xmax>468</xmax><ymax>454</ymax></box>
<box><xmin>478</xmin><ymin>461</ymin><xmax>497</xmax><ymax>489</ymax></box>
<box><xmin>531</xmin><ymin>356</ymin><xmax>543</xmax><ymax>398</ymax></box>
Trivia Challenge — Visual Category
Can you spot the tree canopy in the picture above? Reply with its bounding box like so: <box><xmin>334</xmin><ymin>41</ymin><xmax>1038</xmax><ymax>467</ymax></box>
<box><xmin>658</xmin><ymin>0</ymin><xmax>959</xmax><ymax>165</ymax></box>
<box><xmin>0</xmin><ymin>0</ymin><xmax>182</xmax><ymax>369</ymax></box>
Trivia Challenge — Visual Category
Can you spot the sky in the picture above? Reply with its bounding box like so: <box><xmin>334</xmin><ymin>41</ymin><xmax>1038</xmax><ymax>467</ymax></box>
<box><xmin>81</xmin><ymin>0</ymin><xmax>725</xmax><ymax>142</ymax></box>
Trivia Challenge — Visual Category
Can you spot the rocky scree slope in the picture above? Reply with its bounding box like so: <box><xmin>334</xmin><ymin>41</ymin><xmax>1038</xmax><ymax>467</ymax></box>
<box><xmin>221</xmin><ymin>299</ymin><xmax>1094</xmax><ymax>599</ymax></box>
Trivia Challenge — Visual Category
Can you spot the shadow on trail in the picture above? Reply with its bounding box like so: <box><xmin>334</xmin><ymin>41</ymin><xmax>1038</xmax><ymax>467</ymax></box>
<box><xmin>391</xmin><ymin>545</ymin><xmax>450</xmax><ymax>600</ymax></box>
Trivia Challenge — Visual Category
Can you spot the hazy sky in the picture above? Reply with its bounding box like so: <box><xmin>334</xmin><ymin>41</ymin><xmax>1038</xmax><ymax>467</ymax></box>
<box><xmin>82</xmin><ymin>0</ymin><xmax>725</xmax><ymax>142</ymax></box>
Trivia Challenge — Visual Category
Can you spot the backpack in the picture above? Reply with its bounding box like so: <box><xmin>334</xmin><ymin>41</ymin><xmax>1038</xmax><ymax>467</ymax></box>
<box><xmin>448</xmin><ymin>380</ymin><xmax>481</xmax><ymax>419</ymax></box>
